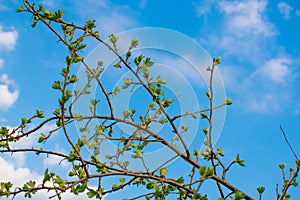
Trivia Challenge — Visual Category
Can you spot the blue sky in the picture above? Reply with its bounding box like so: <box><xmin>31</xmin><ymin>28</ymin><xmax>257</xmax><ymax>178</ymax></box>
<box><xmin>0</xmin><ymin>0</ymin><xmax>300</xmax><ymax>199</ymax></box>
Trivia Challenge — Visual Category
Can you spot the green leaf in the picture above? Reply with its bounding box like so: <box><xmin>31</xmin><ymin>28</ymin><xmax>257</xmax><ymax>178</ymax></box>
<box><xmin>112</xmin><ymin>87</ymin><xmax>120</xmax><ymax>97</ymax></box>
<box><xmin>206</xmin><ymin>92</ymin><xmax>211</xmax><ymax>99</ymax></box>
<box><xmin>132</xmin><ymin>149</ymin><xmax>143</xmax><ymax>158</ymax></box>
<box><xmin>0</xmin><ymin>127</ymin><xmax>9</xmax><ymax>136</ymax></box>
<box><xmin>213</xmin><ymin>56</ymin><xmax>221</xmax><ymax>65</ymax></box>
<box><xmin>256</xmin><ymin>186</ymin><xmax>265</xmax><ymax>194</ymax></box>
<box><xmin>194</xmin><ymin>149</ymin><xmax>200</xmax><ymax>158</ymax></box>
<box><xmin>119</xmin><ymin>178</ymin><xmax>126</xmax><ymax>184</ymax></box>
<box><xmin>175</xmin><ymin>177</ymin><xmax>184</xmax><ymax>184</ymax></box>
<box><xmin>87</xmin><ymin>189</ymin><xmax>97</xmax><ymax>198</ymax></box>
<box><xmin>123</xmin><ymin>110</ymin><xmax>131</xmax><ymax>119</ymax></box>
<box><xmin>199</xmin><ymin>166</ymin><xmax>206</xmax><ymax>176</ymax></box>
<box><xmin>69</xmin><ymin>74</ymin><xmax>78</xmax><ymax>83</ymax></box>
<box><xmin>4</xmin><ymin>182</ymin><xmax>13</xmax><ymax>191</ymax></box>
<box><xmin>84</xmin><ymin>19</ymin><xmax>96</xmax><ymax>30</ymax></box>
<box><xmin>35</xmin><ymin>110</ymin><xmax>44</xmax><ymax>118</ymax></box>
<box><xmin>235</xmin><ymin>154</ymin><xmax>245</xmax><ymax>167</ymax></box>
<box><xmin>21</xmin><ymin>117</ymin><xmax>27</xmax><ymax>125</ymax></box>
<box><xmin>122</xmin><ymin>78</ymin><xmax>132</xmax><ymax>89</ymax></box>
<box><xmin>52</xmin><ymin>9</ymin><xmax>64</xmax><ymax>20</ymax></box>
<box><xmin>158</xmin><ymin>117</ymin><xmax>168</xmax><ymax>124</ymax></box>
<box><xmin>72</xmin><ymin>55</ymin><xmax>82</xmax><ymax>63</ymax></box>
<box><xmin>90</xmin><ymin>98</ymin><xmax>100</xmax><ymax>106</ymax></box>
<box><xmin>76</xmin><ymin>182</ymin><xmax>87</xmax><ymax>193</ymax></box>
<box><xmin>202</xmin><ymin>128</ymin><xmax>209</xmax><ymax>135</ymax></box>
<box><xmin>162</xmin><ymin>98</ymin><xmax>172</xmax><ymax>108</ymax></box>
<box><xmin>112</xmin><ymin>184</ymin><xmax>120</xmax><ymax>190</ymax></box>
<box><xmin>201</xmin><ymin>112</ymin><xmax>208</xmax><ymax>119</ymax></box>
<box><xmin>149</xmin><ymin>102</ymin><xmax>156</xmax><ymax>110</ymax></box>
<box><xmin>134</xmin><ymin>54</ymin><xmax>145</xmax><ymax>66</ymax></box>
<box><xmin>93</xmin><ymin>31</ymin><xmax>100</xmax><ymax>38</ymax></box>
<box><xmin>296</xmin><ymin>160</ymin><xmax>300</xmax><ymax>168</ymax></box>
<box><xmin>225</xmin><ymin>98</ymin><xmax>233</xmax><ymax>105</ymax></box>
<box><xmin>68</xmin><ymin>151</ymin><xmax>78</xmax><ymax>162</ymax></box>
<box><xmin>143</xmin><ymin>57</ymin><xmax>154</xmax><ymax>68</ymax></box>
<box><xmin>27</xmin><ymin>180</ymin><xmax>35</xmax><ymax>187</ymax></box>
<box><xmin>43</xmin><ymin>9</ymin><xmax>51</xmax><ymax>17</ymax></box>
<box><xmin>16</xmin><ymin>7</ymin><xmax>25</xmax><ymax>12</ymax></box>
<box><xmin>54</xmin><ymin>176</ymin><xmax>66</xmax><ymax>188</ymax></box>
<box><xmin>38</xmin><ymin>133</ymin><xmax>46</xmax><ymax>143</ymax></box>
<box><xmin>142</xmin><ymin>67</ymin><xmax>150</xmax><ymax>79</ymax></box>
<box><xmin>43</xmin><ymin>169</ymin><xmax>50</xmax><ymax>183</ymax></box>
<box><xmin>181</xmin><ymin>125</ymin><xmax>188</xmax><ymax>132</ymax></box>
<box><xmin>109</xmin><ymin>34</ymin><xmax>119</xmax><ymax>44</ymax></box>
<box><xmin>206</xmin><ymin>167</ymin><xmax>214</xmax><ymax>177</ymax></box>
<box><xmin>114</xmin><ymin>63</ymin><xmax>122</xmax><ymax>68</ymax></box>
<box><xmin>217</xmin><ymin>147</ymin><xmax>224</xmax><ymax>156</ymax></box>
<box><xmin>52</xmin><ymin>80</ymin><xmax>61</xmax><ymax>90</ymax></box>
<box><xmin>130</xmin><ymin>38</ymin><xmax>139</xmax><ymax>49</ymax></box>
<box><xmin>160</xmin><ymin>167</ymin><xmax>168</xmax><ymax>176</ymax></box>
<box><xmin>234</xmin><ymin>191</ymin><xmax>244</xmax><ymax>200</ymax></box>
<box><xmin>96</xmin><ymin>163</ymin><xmax>107</xmax><ymax>174</ymax></box>
<box><xmin>279</xmin><ymin>163</ymin><xmax>285</xmax><ymax>169</ymax></box>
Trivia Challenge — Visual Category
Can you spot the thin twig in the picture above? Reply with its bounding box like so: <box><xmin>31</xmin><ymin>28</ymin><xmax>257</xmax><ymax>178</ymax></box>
<box><xmin>279</xmin><ymin>125</ymin><xmax>298</xmax><ymax>160</ymax></box>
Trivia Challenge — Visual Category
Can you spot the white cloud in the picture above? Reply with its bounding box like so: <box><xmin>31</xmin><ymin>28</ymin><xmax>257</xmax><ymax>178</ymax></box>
<box><xmin>254</xmin><ymin>58</ymin><xmax>292</xmax><ymax>84</ymax></box>
<box><xmin>251</xmin><ymin>57</ymin><xmax>295</xmax><ymax>85</ymax></box>
<box><xmin>0</xmin><ymin>156</ymin><xmax>90</xmax><ymax>199</ymax></box>
<box><xmin>0</xmin><ymin>58</ymin><xmax>3</xmax><ymax>68</ymax></box>
<box><xmin>0</xmin><ymin>74</ymin><xmax>19</xmax><ymax>110</ymax></box>
<box><xmin>0</xmin><ymin>26</ymin><xmax>18</xmax><ymax>51</ymax></box>
<box><xmin>0</xmin><ymin>156</ymin><xmax>42</xmax><ymax>188</ymax></box>
<box><xmin>198</xmin><ymin>0</ymin><xmax>277</xmax><ymax>64</ymax></box>
<box><xmin>278</xmin><ymin>2</ymin><xmax>293</xmax><ymax>20</ymax></box>
<box><xmin>220</xmin><ymin>57</ymin><xmax>294</xmax><ymax>113</ymax></box>
<box><xmin>42</xmin><ymin>143</ymin><xmax>69</xmax><ymax>168</ymax></box>
<box><xmin>220</xmin><ymin>0</ymin><xmax>275</xmax><ymax>37</ymax></box>
<box><xmin>43</xmin><ymin>154</ymin><xmax>69</xmax><ymax>167</ymax></box>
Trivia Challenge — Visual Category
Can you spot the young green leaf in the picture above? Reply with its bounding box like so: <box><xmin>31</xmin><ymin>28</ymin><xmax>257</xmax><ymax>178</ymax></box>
<box><xmin>130</xmin><ymin>38</ymin><xmax>139</xmax><ymax>49</ymax></box>
<box><xmin>160</xmin><ymin>167</ymin><xmax>168</xmax><ymax>176</ymax></box>
<box><xmin>225</xmin><ymin>98</ymin><xmax>233</xmax><ymax>105</ymax></box>
<box><xmin>234</xmin><ymin>191</ymin><xmax>244</xmax><ymax>200</ymax></box>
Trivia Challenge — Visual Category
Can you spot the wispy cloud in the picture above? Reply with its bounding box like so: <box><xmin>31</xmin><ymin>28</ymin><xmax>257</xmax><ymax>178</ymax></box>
<box><xmin>193</xmin><ymin>0</ymin><xmax>216</xmax><ymax>17</ymax></box>
<box><xmin>195</xmin><ymin>0</ymin><xmax>297</xmax><ymax>114</ymax></box>
<box><xmin>220</xmin><ymin>57</ymin><xmax>294</xmax><ymax>113</ymax></box>
<box><xmin>0</xmin><ymin>74</ymin><xmax>19</xmax><ymax>110</ymax></box>
<box><xmin>252</xmin><ymin>58</ymin><xmax>293</xmax><ymax>84</ymax></box>
<box><xmin>0</xmin><ymin>26</ymin><xmax>18</xmax><ymax>51</ymax></box>
<box><xmin>277</xmin><ymin>2</ymin><xmax>293</xmax><ymax>20</ymax></box>
<box><xmin>220</xmin><ymin>0</ymin><xmax>275</xmax><ymax>37</ymax></box>
<box><xmin>198</xmin><ymin>0</ymin><xmax>277</xmax><ymax>64</ymax></box>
